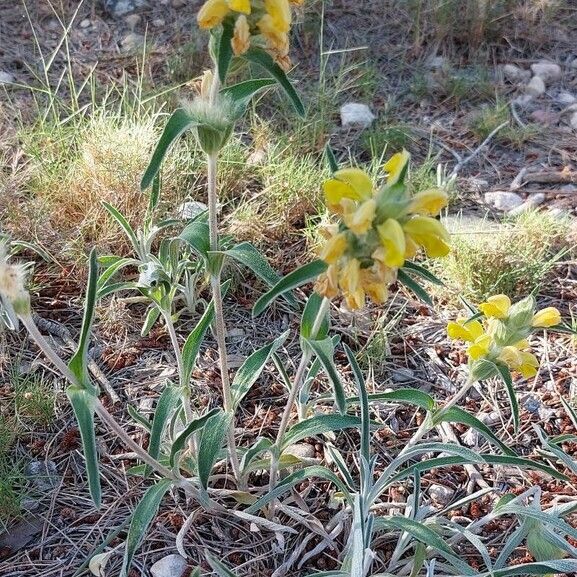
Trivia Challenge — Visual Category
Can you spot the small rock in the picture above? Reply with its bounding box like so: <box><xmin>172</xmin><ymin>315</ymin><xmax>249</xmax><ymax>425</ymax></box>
<box><xmin>150</xmin><ymin>554</ymin><xmax>188</xmax><ymax>577</ymax></box>
<box><xmin>538</xmin><ymin>406</ymin><xmax>556</xmax><ymax>421</ymax></box>
<box><xmin>523</xmin><ymin>395</ymin><xmax>541</xmax><ymax>414</ymax></box>
<box><xmin>340</xmin><ymin>103</ymin><xmax>375</xmax><ymax>129</ymax></box>
<box><xmin>25</xmin><ymin>460</ymin><xmax>59</xmax><ymax>492</ymax></box>
<box><xmin>391</xmin><ymin>367</ymin><xmax>415</xmax><ymax>383</ymax></box>
<box><xmin>548</xmin><ymin>207</ymin><xmax>571</xmax><ymax>221</ymax></box>
<box><xmin>502</xmin><ymin>64</ymin><xmax>530</xmax><ymax>84</ymax></box>
<box><xmin>178</xmin><ymin>200</ymin><xmax>207</xmax><ymax>220</ymax></box>
<box><xmin>465</xmin><ymin>177</ymin><xmax>489</xmax><ymax>192</ymax></box>
<box><xmin>484</xmin><ymin>191</ymin><xmax>524</xmax><ymax>212</ymax></box>
<box><xmin>247</xmin><ymin>148</ymin><xmax>267</xmax><ymax>166</ymax></box>
<box><xmin>104</xmin><ymin>0</ymin><xmax>145</xmax><ymax>16</ymax></box>
<box><xmin>513</xmin><ymin>94</ymin><xmax>534</xmax><ymax>108</ymax></box>
<box><xmin>556</xmin><ymin>91</ymin><xmax>577</xmax><ymax>106</ymax></box>
<box><xmin>525</xmin><ymin>75</ymin><xmax>546</xmax><ymax>97</ymax></box>
<box><xmin>570</xmin><ymin>58</ymin><xmax>577</xmax><ymax>70</ymax></box>
<box><xmin>124</xmin><ymin>14</ymin><xmax>141</xmax><ymax>29</ymax></box>
<box><xmin>529</xmin><ymin>109</ymin><xmax>558</xmax><ymax>125</ymax></box>
<box><xmin>152</xmin><ymin>18</ymin><xmax>165</xmax><ymax>27</ymax></box>
<box><xmin>79</xmin><ymin>18</ymin><xmax>92</xmax><ymax>28</ymax></box>
<box><xmin>429</xmin><ymin>484</ymin><xmax>454</xmax><ymax>506</ymax></box>
<box><xmin>530</xmin><ymin>61</ymin><xmax>562</xmax><ymax>83</ymax></box>
<box><xmin>570</xmin><ymin>112</ymin><xmax>577</xmax><ymax>130</ymax></box>
<box><xmin>284</xmin><ymin>443</ymin><xmax>316</xmax><ymax>460</ymax></box>
<box><xmin>508</xmin><ymin>193</ymin><xmax>546</xmax><ymax>216</ymax></box>
<box><xmin>0</xmin><ymin>71</ymin><xmax>15</xmax><ymax>84</ymax></box>
<box><xmin>120</xmin><ymin>32</ymin><xmax>144</xmax><ymax>52</ymax></box>
<box><xmin>479</xmin><ymin>411</ymin><xmax>500</xmax><ymax>426</ymax></box>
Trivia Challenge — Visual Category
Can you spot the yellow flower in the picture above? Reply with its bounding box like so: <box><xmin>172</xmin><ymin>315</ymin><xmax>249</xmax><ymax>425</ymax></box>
<box><xmin>499</xmin><ymin>346</ymin><xmax>539</xmax><ymax>378</ymax></box>
<box><xmin>376</xmin><ymin>219</ymin><xmax>406</xmax><ymax>268</ymax></box>
<box><xmin>315</xmin><ymin>264</ymin><xmax>339</xmax><ymax>299</ymax></box>
<box><xmin>320</xmin><ymin>232</ymin><xmax>348</xmax><ymax>264</ymax></box>
<box><xmin>263</xmin><ymin>0</ymin><xmax>292</xmax><ymax>32</ymax></box>
<box><xmin>197</xmin><ymin>0</ymin><xmax>230</xmax><ymax>28</ymax></box>
<box><xmin>479</xmin><ymin>294</ymin><xmax>511</xmax><ymax>319</ymax></box>
<box><xmin>231</xmin><ymin>14</ymin><xmax>251</xmax><ymax>55</ymax></box>
<box><xmin>383</xmin><ymin>150</ymin><xmax>410</xmax><ymax>186</ymax></box>
<box><xmin>228</xmin><ymin>0</ymin><xmax>251</xmax><ymax>13</ymax></box>
<box><xmin>408</xmin><ymin>188</ymin><xmax>448</xmax><ymax>217</ymax></box>
<box><xmin>343</xmin><ymin>199</ymin><xmax>376</xmax><ymax>235</ymax></box>
<box><xmin>360</xmin><ymin>266</ymin><xmax>389</xmax><ymax>304</ymax></box>
<box><xmin>403</xmin><ymin>216</ymin><xmax>450</xmax><ymax>258</ymax></box>
<box><xmin>447</xmin><ymin>318</ymin><xmax>485</xmax><ymax>342</ymax></box>
<box><xmin>323</xmin><ymin>168</ymin><xmax>373</xmax><ymax>211</ymax></box>
<box><xmin>339</xmin><ymin>258</ymin><xmax>365</xmax><ymax>310</ymax></box>
<box><xmin>467</xmin><ymin>334</ymin><xmax>493</xmax><ymax>360</ymax></box>
<box><xmin>532</xmin><ymin>307</ymin><xmax>561</xmax><ymax>328</ymax></box>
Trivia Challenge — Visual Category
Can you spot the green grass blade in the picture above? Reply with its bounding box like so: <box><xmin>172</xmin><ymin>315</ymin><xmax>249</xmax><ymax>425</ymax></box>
<box><xmin>324</xmin><ymin>143</ymin><xmax>339</xmax><ymax>173</ymax></box>
<box><xmin>282</xmin><ymin>414</ymin><xmax>363</xmax><ymax>450</ymax></box>
<box><xmin>402</xmin><ymin>261</ymin><xmax>444</xmax><ymax>286</ymax></box>
<box><xmin>346</xmin><ymin>389</ymin><xmax>435</xmax><ymax>412</ymax></box>
<box><xmin>101</xmin><ymin>202</ymin><xmax>140</xmax><ymax>253</ymax></box>
<box><xmin>397</xmin><ymin>269</ymin><xmax>433</xmax><ymax>306</ymax></box>
<box><xmin>253</xmin><ymin>260</ymin><xmax>328</xmax><ymax>317</ymax></box>
<box><xmin>120</xmin><ymin>479</ymin><xmax>173</xmax><ymax>577</ymax></box>
<box><xmin>300</xmin><ymin>292</ymin><xmax>329</xmax><ymax>340</ymax></box>
<box><xmin>495</xmin><ymin>363</ymin><xmax>520</xmax><ymax>432</ymax></box>
<box><xmin>67</xmin><ymin>386</ymin><xmax>100</xmax><ymax>507</ymax></box>
<box><xmin>141</xmin><ymin>108</ymin><xmax>196</xmax><ymax>190</ymax></box>
<box><xmin>344</xmin><ymin>345</ymin><xmax>370</xmax><ymax>463</ymax></box>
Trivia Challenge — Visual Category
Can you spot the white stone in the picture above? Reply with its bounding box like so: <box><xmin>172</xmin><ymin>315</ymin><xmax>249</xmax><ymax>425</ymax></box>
<box><xmin>284</xmin><ymin>443</ymin><xmax>316</xmax><ymax>459</ymax></box>
<box><xmin>0</xmin><ymin>71</ymin><xmax>15</xmax><ymax>84</ymax></box>
<box><xmin>513</xmin><ymin>94</ymin><xmax>534</xmax><ymax>107</ymax></box>
<box><xmin>548</xmin><ymin>207</ymin><xmax>571</xmax><ymax>221</ymax></box>
<box><xmin>570</xmin><ymin>112</ymin><xmax>577</xmax><ymax>130</ymax></box>
<box><xmin>80</xmin><ymin>18</ymin><xmax>91</xmax><ymax>28</ymax></box>
<box><xmin>121</xmin><ymin>32</ymin><xmax>144</xmax><ymax>52</ymax></box>
<box><xmin>530</xmin><ymin>61</ymin><xmax>562</xmax><ymax>83</ymax></box>
<box><xmin>429</xmin><ymin>484</ymin><xmax>454</xmax><ymax>506</ymax></box>
<box><xmin>484</xmin><ymin>191</ymin><xmax>524</xmax><ymax>211</ymax></box>
<box><xmin>178</xmin><ymin>201</ymin><xmax>208</xmax><ymax>220</ymax></box>
<box><xmin>124</xmin><ymin>14</ymin><xmax>141</xmax><ymax>28</ymax></box>
<box><xmin>556</xmin><ymin>91</ymin><xmax>577</xmax><ymax>106</ymax></box>
<box><xmin>570</xmin><ymin>58</ymin><xmax>577</xmax><ymax>70</ymax></box>
<box><xmin>502</xmin><ymin>64</ymin><xmax>530</xmax><ymax>83</ymax></box>
<box><xmin>150</xmin><ymin>554</ymin><xmax>188</xmax><ymax>577</ymax></box>
<box><xmin>525</xmin><ymin>76</ymin><xmax>546</xmax><ymax>97</ymax></box>
<box><xmin>508</xmin><ymin>193</ymin><xmax>546</xmax><ymax>216</ymax></box>
<box><xmin>340</xmin><ymin>103</ymin><xmax>376</xmax><ymax>128</ymax></box>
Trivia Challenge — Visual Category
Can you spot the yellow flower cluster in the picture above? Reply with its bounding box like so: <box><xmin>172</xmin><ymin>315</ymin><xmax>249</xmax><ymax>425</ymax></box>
<box><xmin>197</xmin><ymin>0</ymin><xmax>303</xmax><ymax>69</ymax></box>
<box><xmin>315</xmin><ymin>151</ymin><xmax>450</xmax><ymax>310</ymax></box>
<box><xmin>448</xmin><ymin>294</ymin><xmax>561</xmax><ymax>379</ymax></box>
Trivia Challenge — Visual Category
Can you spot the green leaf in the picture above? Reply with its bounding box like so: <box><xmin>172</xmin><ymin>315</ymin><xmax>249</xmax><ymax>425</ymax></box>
<box><xmin>397</xmin><ymin>269</ymin><xmax>433</xmax><ymax>306</ymax></box>
<box><xmin>376</xmin><ymin>517</ymin><xmax>476</xmax><ymax>575</ymax></box>
<box><xmin>216</xmin><ymin>18</ymin><xmax>235</xmax><ymax>84</ymax></box>
<box><xmin>282</xmin><ymin>414</ymin><xmax>363</xmax><ymax>450</ymax></box>
<box><xmin>205</xmin><ymin>551</ymin><xmax>238</xmax><ymax>577</ymax></box>
<box><xmin>141</xmin><ymin>109</ymin><xmax>196</xmax><ymax>190</ymax></box>
<box><xmin>101</xmin><ymin>202</ymin><xmax>140</xmax><ymax>253</ymax></box>
<box><xmin>97</xmin><ymin>256</ymin><xmax>138</xmax><ymax>294</ymax></box>
<box><xmin>67</xmin><ymin>386</ymin><xmax>101</xmax><ymax>507</ymax></box>
<box><xmin>148</xmin><ymin>384</ymin><xmax>181</xmax><ymax>463</ymax></box>
<box><xmin>97</xmin><ymin>281</ymin><xmax>136</xmax><ymax>298</ymax></box>
<box><xmin>245</xmin><ymin>465</ymin><xmax>351</xmax><ymax>514</ymax></box>
<box><xmin>169</xmin><ymin>408</ymin><xmax>221</xmax><ymax>467</ymax></box>
<box><xmin>231</xmin><ymin>331</ymin><xmax>289</xmax><ymax>409</ymax></box>
<box><xmin>324</xmin><ymin>143</ymin><xmax>339</xmax><ymax>173</ymax></box>
<box><xmin>438</xmin><ymin>406</ymin><xmax>515</xmax><ymax>456</ymax></box>
<box><xmin>120</xmin><ymin>479</ymin><xmax>173</xmax><ymax>577</ymax></box>
<box><xmin>253</xmin><ymin>260</ymin><xmax>328</xmax><ymax>317</ymax></box>
<box><xmin>181</xmin><ymin>302</ymin><xmax>215</xmax><ymax>387</ymax></box>
<box><xmin>127</xmin><ymin>405</ymin><xmax>152</xmax><ymax>431</ymax></box>
<box><xmin>495</xmin><ymin>363</ymin><xmax>520</xmax><ymax>432</ymax></box>
<box><xmin>179</xmin><ymin>220</ymin><xmax>211</xmax><ymax>263</ymax></box>
<box><xmin>69</xmin><ymin>249</ymin><xmax>98</xmax><ymax>387</ymax></box>
<box><xmin>242</xmin><ymin>47</ymin><xmax>305</xmax><ymax>117</ymax></box>
<box><xmin>300</xmin><ymin>292</ymin><xmax>329</xmax><ymax>340</ymax></box>
<box><xmin>344</xmin><ymin>345</ymin><xmax>370</xmax><ymax>463</ymax></box>
<box><xmin>484</xmin><ymin>560</ymin><xmax>577</xmax><ymax>576</ymax></box>
<box><xmin>220</xmin><ymin>78</ymin><xmax>277</xmax><ymax>108</ymax></box>
<box><xmin>198</xmin><ymin>411</ymin><xmax>231</xmax><ymax>489</ymax></box>
<box><xmin>304</xmin><ymin>337</ymin><xmax>346</xmax><ymax>414</ymax></box>
<box><xmin>224</xmin><ymin>241</ymin><xmax>296</xmax><ymax>305</ymax></box>
<box><xmin>240</xmin><ymin>437</ymin><xmax>273</xmax><ymax>475</ymax></box>
<box><xmin>402</xmin><ymin>261</ymin><xmax>444</xmax><ymax>286</ymax></box>
<box><xmin>141</xmin><ymin>306</ymin><xmax>161</xmax><ymax>337</ymax></box>
<box><xmin>346</xmin><ymin>389</ymin><xmax>436</xmax><ymax>412</ymax></box>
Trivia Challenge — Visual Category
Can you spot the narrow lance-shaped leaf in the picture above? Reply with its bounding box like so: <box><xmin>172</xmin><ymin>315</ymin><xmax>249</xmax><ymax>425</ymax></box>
<box><xmin>242</xmin><ymin>47</ymin><xmax>305</xmax><ymax>117</ymax></box>
<box><xmin>198</xmin><ymin>411</ymin><xmax>231</xmax><ymax>489</ymax></box>
<box><xmin>215</xmin><ymin>17</ymin><xmax>234</xmax><ymax>84</ymax></box>
<box><xmin>141</xmin><ymin>109</ymin><xmax>196</xmax><ymax>190</ymax></box>
<box><xmin>253</xmin><ymin>260</ymin><xmax>328</xmax><ymax>317</ymax></box>
<box><xmin>231</xmin><ymin>331</ymin><xmax>289</xmax><ymax>409</ymax></box>
<box><xmin>346</xmin><ymin>388</ymin><xmax>436</xmax><ymax>412</ymax></box>
<box><xmin>282</xmin><ymin>414</ymin><xmax>363</xmax><ymax>450</ymax></box>
<box><xmin>170</xmin><ymin>408</ymin><xmax>221</xmax><ymax>467</ymax></box>
<box><xmin>325</xmin><ymin>143</ymin><xmax>339</xmax><ymax>173</ymax></box>
<box><xmin>495</xmin><ymin>362</ymin><xmax>520</xmax><ymax>432</ymax></box>
<box><xmin>304</xmin><ymin>338</ymin><xmax>346</xmax><ymax>414</ymax></box>
<box><xmin>397</xmin><ymin>269</ymin><xmax>433</xmax><ymax>306</ymax></box>
<box><xmin>344</xmin><ymin>345</ymin><xmax>370</xmax><ymax>463</ymax></box>
<box><xmin>67</xmin><ymin>386</ymin><xmax>101</xmax><ymax>507</ymax></box>
<box><xmin>181</xmin><ymin>301</ymin><xmax>215</xmax><ymax>387</ymax></box>
<box><xmin>101</xmin><ymin>202</ymin><xmax>140</xmax><ymax>254</ymax></box>
<box><xmin>120</xmin><ymin>479</ymin><xmax>173</xmax><ymax>577</ymax></box>
<box><xmin>148</xmin><ymin>384</ymin><xmax>182</xmax><ymax>463</ymax></box>
<box><xmin>69</xmin><ymin>249</ymin><xmax>98</xmax><ymax>387</ymax></box>
<box><xmin>301</xmin><ymin>292</ymin><xmax>330</xmax><ymax>340</ymax></box>
<box><xmin>402</xmin><ymin>260</ymin><xmax>444</xmax><ymax>286</ymax></box>
<box><xmin>220</xmin><ymin>78</ymin><xmax>277</xmax><ymax>109</ymax></box>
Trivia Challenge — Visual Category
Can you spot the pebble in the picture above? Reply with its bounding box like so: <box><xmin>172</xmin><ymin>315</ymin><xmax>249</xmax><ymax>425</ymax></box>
<box><xmin>524</xmin><ymin>75</ymin><xmax>546</xmax><ymax>97</ymax></box>
<box><xmin>178</xmin><ymin>200</ymin><xmax>207</xmax><ymax>220</ymax></box>
<box><xmin>556</xmin><ymin>91</ymin><xmax>577</xmax><ymax>106</ymax></box>
<box><xmin>340</xmin><ymin>103</ymin><xmax>376</xmax><ymax>128</ymax></box>
<box><xmin>529</xmin><ymin>109</ymin><xmax>557</xmax><ymax>125</ymax></box>
<box><xmin>502</xmin><ymin>64</ymin><xmax>530</xmax><ymax>84</ymax></box>
<box><xmin>80</xmin><ymin>18</ymin><xmax>92</xmax><ymax>28</ymax></box>
<box><xmin>120</xmin><ymin>32</ymin><xmax>144</xmax><ymax>52</ymax></box>
<box><xmin>508</xmin><ymin>193</ymin><xmax>546</xmax><ymax>216</ymax></box>
<box><xmin>391</xmin><ymin>367</ymin><xmax>415</xmax><ymax>383</ymax></box>
<box><xmin>465</xmin><ymin>177</ymin><xmax>490</xmax><ymax>192</ymax></box>
<box><xmin>25</xmin><ymin>460</ymin><xmax>59</xmax><ymax>492</ymax></box>
<box><xmin>484</xmin><ymin>191</ymin><xmax>524</xmax><ymax>212</ymax></box>
<box><xmin>104</xmin><ymin>0</ymin><xmax>145</xmax><ymax>16</ymax></box>
<box><xmin>429</xmin><ymin>484</ymin><xmax>454</xmax><ymax>506</ymax></box>
<box><xmin>283</xmin><ymin>443</ymin><xmax>316</xmax><ymax>460</ymax></box>
<box><xmin>530</xmin><ymin>61</ymin><xmax>562</xmax><ymax>83</ymax></box>
<box><xmin>513</xmin><ymin>94</ymin><xmax>534</xmax><ymax>108</ymax></box>
<box><xmin>0</xmin><ymin>71</ymin><xmax>15</xmax><ymax>84</ymax></box>
<box><xmin>570</xmin><ymin>112</ymin><xmax>577</xmax><ymax>130</ymax></box>
<box><xmin>150</xmin><ymin>554</ymin><xmax>188</xmax><ymax>577</ymax></box>
<box><xmin>124</xmin><ymin>14</ymin><xmax>141</xmax><ymax>29</ymax></box>
<box><xmin>524</xmin><ymin>395</ymin><xmax>541</xmax><ymax>414</ymax></box>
